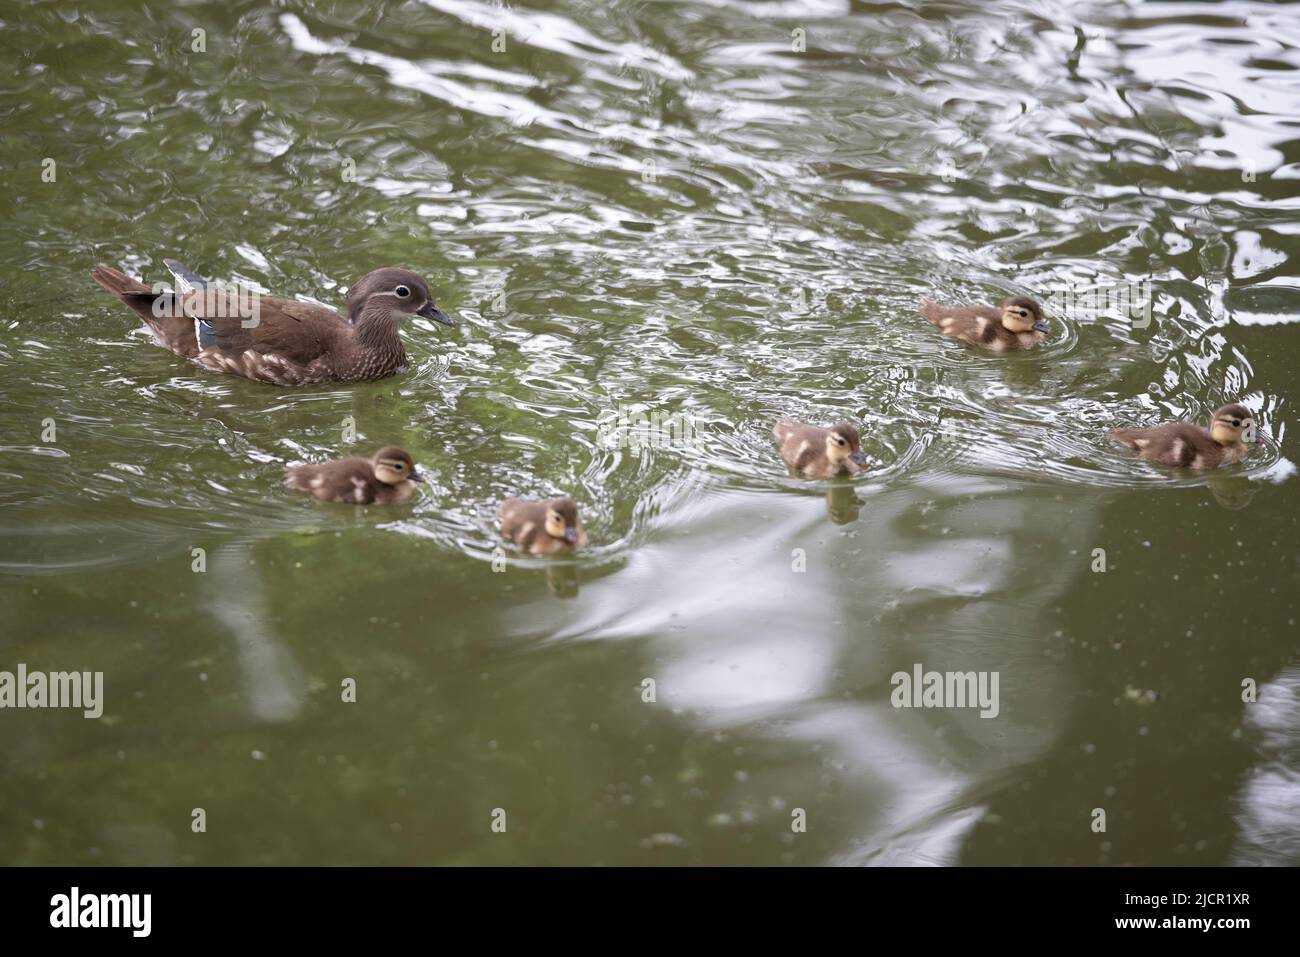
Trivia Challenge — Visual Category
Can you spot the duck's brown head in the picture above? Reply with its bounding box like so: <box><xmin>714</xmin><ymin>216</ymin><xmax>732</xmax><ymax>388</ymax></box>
<box><xmin>825</xmin><ymin>423</ymin><xmax>869</xmax><ymax>469</ymax></box>
<box><xmin>544</xmin><ymin>497</ymin><xmax>583</xmax><ymax>545</ymax></box>
<box><xmin>1000</xmin><ymin>296</ymin><xmax>1049</xmax><ymax>334</ymax></box>
<box><xmin>372</xmin><ymin>447</ymin><xmax>424</xmax><ymax>485</ymax></box>
<box><xmin>347</xmin><ymin>268</ymin><xmax>453</xmax><ymax>326</ymax></box>
<box><xmin>1210</xmin><ymin>403</ymin><xmax>1257</xmax><ymax>445</ymax></box>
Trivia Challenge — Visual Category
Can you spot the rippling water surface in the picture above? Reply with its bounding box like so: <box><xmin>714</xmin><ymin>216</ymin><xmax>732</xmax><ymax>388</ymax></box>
<box><xmin>1</xmin><ymin>0</ymin><xmax>1298</xmax><ymax>865</ymax></box>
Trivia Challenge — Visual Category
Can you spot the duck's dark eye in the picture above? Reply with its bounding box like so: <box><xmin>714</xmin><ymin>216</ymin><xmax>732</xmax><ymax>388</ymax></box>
<box><xmin>1231</xmin><ymin>419</ymin><xmax>1241</xmax><ymax>427</ymax></box>
<box><xmin>394</xmin><ymin>285</ymin><xmax>411</xmax><ymax>299</ymax></box>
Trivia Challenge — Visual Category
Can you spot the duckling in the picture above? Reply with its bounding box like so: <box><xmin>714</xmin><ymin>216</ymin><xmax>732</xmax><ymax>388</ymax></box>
<box><xmin>498</xmin><ymin>497</ymin><xmax>588</xmax><ymax>555</ymax></box>
<box><xmin>774</xmin><ymin>419</ymin><xmax>869</xmax><ymax>479</ymax></box>
<box><xmin>92</xmin><ymin>259</ymin><xmax>454</xmax><ymax>385</ymax></box>
<box><xmin>921</xmin><ymin>295</ymin><xmax>1049</xmax><ymax>352</ymax></box>
<box><xmin>285</xmin><ymin>447</ymin><xmax>425</xmax><ymax>504</ymax></box>
<box><xmin>1108</xmin><ymin>403</ymin><xmax>1257</xmax><ymax>469</ymax></box>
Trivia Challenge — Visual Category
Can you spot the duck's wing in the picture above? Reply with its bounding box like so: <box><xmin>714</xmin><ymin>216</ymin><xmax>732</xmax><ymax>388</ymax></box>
<box><xmin>920</xmin><ymin>300</ymin><xmax>1004</xmax><ymax>345</ymax></box>
<box><xmin>1107</xmin><ymin>424</ymin><xmax>1153</xmax><ymax>449</ymax></box>
<box><xmin>285</xmin><ymin>458</ymin><xmax>379</xmax><ymax>503</ymax></box>
<box><xmin>920</xmin><ymin>300</ymin><xmax>1001</xmax><ymax>325</ymax></box>
<box><xmin>774</xmin><ymin>420</ymin><xmax>828</xmax><ymax>471</ymax></box>
<box><xmin>163</xmin><ymin>259</ymin><xmax>342</xmax><ymax>361</ymax></box>
<box><xmin>774</xmin><ymin>418</ymin><xmax>822</xmax><ymax>444</ymax></box>
<box><xmin>191</xmin><ymin>296</ymin><xmax>346</xmax><ymax>362</ymax></box>
<box><xmin>163</xmin><ymin>259</ymin><xmax>208</xmax><ymax>295</ymax></box>
<box><xmin>499</xmin><ymin>499</ymin><xmax>546</xmax><ymax>544</ymax></box>
<box><xmin>1108</xmin><ymin>422</ymin><xmax>1215</xmax><ymax>467</ymax></box>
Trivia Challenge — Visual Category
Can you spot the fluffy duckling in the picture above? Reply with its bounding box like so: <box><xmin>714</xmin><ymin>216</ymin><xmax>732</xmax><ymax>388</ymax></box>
<box><xmin>921</xmin><ymin>295</ymin><xmax>1049</xmax><ymax>352</ymax></box>
<box><xmin>498</xmin><ymin>497</ymin><xmax>588</xmax><ymax>555</ymax></box>
<box><xmin>774</xmin><ymin>419</ymin><xmax>869</xmax><ymax>479</ymax></box>
<box><xmin>92</xmin><ymin>260</ymin><xmax>453</xmax><ymax>385</ymax></box>
<box><xmin>285</xmin><ymin>447</ymin><xmax>425</xmax><ymax>504</ymax></box>
<box><xmin>1108</xmin><ymin>403</ymin><xmax>1257</xmax><ymax>469</ymax></box>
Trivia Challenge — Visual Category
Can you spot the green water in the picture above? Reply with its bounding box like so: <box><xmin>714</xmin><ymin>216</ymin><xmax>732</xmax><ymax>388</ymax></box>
<box><xmin>1</xmin><ymin>0</ymin><xmax>1298</xmax><ymax>866</ymax></box>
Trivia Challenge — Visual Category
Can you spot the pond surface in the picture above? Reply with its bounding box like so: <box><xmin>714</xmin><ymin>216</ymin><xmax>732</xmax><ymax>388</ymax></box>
<box><xmin>1</xmin><ymin>0</ymin><xmax>1298</xmax><ymax>865</ymax></box>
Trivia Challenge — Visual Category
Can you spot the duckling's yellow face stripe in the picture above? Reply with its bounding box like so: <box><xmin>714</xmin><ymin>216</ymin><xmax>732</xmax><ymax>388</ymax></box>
<box><xmin>825</xmin><ymin>433</ymin><xmax>850</xmax><ymax>461</ymax></box>
<box><xmin>374</xmin><ymin>460</ymin><xmax>408</xmax><ymax>484</ymax></box>
<box><xmin>1001</xmin><ymin>306</ymin><xmax>1036</xmax><ymax>332</ymax></box>
<box><xmin>1211</xmin><ymin>416</ymin><xmax>1256</xmax><ymax>444</ymax></box>
<box><xmin>545</xmin><ymin>510</ymin><xmax>567</xmax><ymax>538</ymax></box>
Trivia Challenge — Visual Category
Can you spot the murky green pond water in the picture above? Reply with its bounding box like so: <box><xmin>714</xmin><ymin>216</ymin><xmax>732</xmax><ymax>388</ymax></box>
<box><xmin>2</xmin><ymin>0</ymin><xmax>1298</xmax><ymax>865</ymax></box>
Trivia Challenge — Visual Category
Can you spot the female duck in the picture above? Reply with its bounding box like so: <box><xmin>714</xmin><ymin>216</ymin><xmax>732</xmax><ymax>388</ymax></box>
<box><xmin>92</xmin><ymin>259</ymin><xmax>453</xmax><ymax>385</ymax></box>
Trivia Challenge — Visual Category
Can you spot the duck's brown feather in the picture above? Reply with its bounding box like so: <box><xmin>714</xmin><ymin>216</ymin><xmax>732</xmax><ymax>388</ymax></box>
<box><xmin>1108</xmin><ymin>422</ymin><xmax>1245</xmax><ymax>469</ymax></box>
<box><xmin>92</xmin><ymin>263</ymin><xmax>197</xmax><ymax>356</ymax></box>
<box><xmin>498</xmin><ymin>498</ymin><xmax>586</xmax><ymax>555</ymax></box>
<box><xmin>774</xmin><ymin>419</ymin><xmax>862</xmax><ymax>479</ymax></box>
<box><xmin>94</xmin><ymin>263</ymin><xmax>408</xmax><ymax>384</ymax></box>
<box><xmin>920</xmin><ymin>298</ymin><xmax>1045</xmax><ymax>352</ymax></box>
<box><xmin>285</xmin><ymin>457</ymin><xmax>418</xmax><ymax>505</ymax></box>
